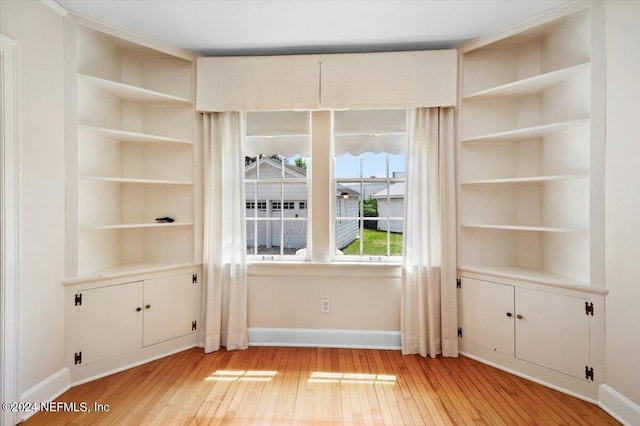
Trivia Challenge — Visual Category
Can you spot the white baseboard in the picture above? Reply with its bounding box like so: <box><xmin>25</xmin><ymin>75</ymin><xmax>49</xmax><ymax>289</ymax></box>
<box><xmin>71</xmin><ymin>344</ymin><xmax>196</xmax><ymax>387</ymax></box>
<box><xmin>19</xmin><ymin>367</ymin><xmax>71</xmax><ymax>422</ymax></box>
<box><xmin>460</xmin><ymin>351</ymin><xmax>598</xmax><ymax>404</ymax></box>
<box><xmin>599</xmin><ymin>385</ymin><xmax>640</xmax><ymax>426</ymax></box>
<box><xmin>248</xmin><ymin>328</ymin><xmax>401</xmax><ymax>350</ymax></box>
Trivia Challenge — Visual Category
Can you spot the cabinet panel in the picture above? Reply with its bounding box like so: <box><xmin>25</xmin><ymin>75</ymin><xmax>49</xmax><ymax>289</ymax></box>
<box><xmin>143</xmin><ymin>273</ymin><xmax>200</xmax><ymax>347</ymax></box>
<box><xmin>515</xmin><ymin>287</ymin><xmax>590</xmax><ymax>379</ymax></box>
<box><xmin>78</xmin><ymin>281</ymin><xmax>143</xmax><ymax>365</ymax></box>
<box><xmin>459</xmin><ymin>278</ymin><xmax>515</xmax><ymax>356</ymax></box>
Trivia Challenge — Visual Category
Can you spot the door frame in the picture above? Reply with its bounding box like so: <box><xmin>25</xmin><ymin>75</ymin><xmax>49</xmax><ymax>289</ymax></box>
<box><xmin>1</xmin><ymin>33</ymin><xmax>21</xmax><ymax>426</ymax></box>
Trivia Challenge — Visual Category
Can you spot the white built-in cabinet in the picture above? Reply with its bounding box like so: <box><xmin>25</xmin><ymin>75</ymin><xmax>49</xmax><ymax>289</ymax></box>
<box><xmin>456</xmin><ymin>2</ymin><xmax>607</xmax><ymax>401</ymax></box>
<box><xmin>66</xmin><ymin>269</ymin><xmax>202</xmax><ymax>383</ymax></box>
<box><xmin>63</xmin><ymin>14</ymin><xmax>202</xmax><ymax>384</ymax></box>
<box><xmin>457</xmin><ymin>3</ymin><xmax>604</xmax><ymax>287</ymax></box>
<box><xmin>66</xmin><ymin>17</ymin><xmax>200</xmax><ymax>279</ymax></box>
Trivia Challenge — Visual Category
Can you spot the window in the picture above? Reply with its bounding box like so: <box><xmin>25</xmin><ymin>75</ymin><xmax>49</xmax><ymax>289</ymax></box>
<box><xmin>245</xmin><ymin>112</ymin><xmax>310</xmax><ymax>259</ymax></box>
<box><xmin>333</xmin><ymin>110</ymin><xmax>407</xmax><ymax>260</ymax></box>
<box><xmin>243</xmin><ymin>110</ymin><xmax>406</xmax><ymax>262</ymax></box>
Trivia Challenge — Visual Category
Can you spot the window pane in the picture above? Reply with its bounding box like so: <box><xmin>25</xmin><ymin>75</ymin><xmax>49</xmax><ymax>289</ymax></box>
<box><xmin>287</xmin><ymin>155</ymin><xmax>309</xmax><ymax>176</ymax></box>
<box><xmin>335</xmin><ymin>153</ymin><xmax>360</xmax><ymax>178</ymax></box>
<box><xmin>389</xmin><ymin>153</ymin><xmax>406</xmax><ymax>178</ymax></box>
<box><xmin>336</xmin><ymin>186</ymin><xmax>360</xmax><ymax>218</ymax></box>
<box><xmin>361</xmin><ymin>152</ymin><xmax>387</xmax><ymax>179</ymax></box>
<box><xmin>257</xmin><ymin>219</ymin><xmax>281</xmax><ymax>257</ymax></box>
<box><xmin>336</xmin><ymin>219</ymin><xmax>360</xmax><ymax>254</ymax></box>
<box><xmin>283</xmin><ymin>220</ymin><xmax>306</xmax><ymax>254</ymax></box>
<box><xmin>361</xmin><ymin>220</ymin><xmax>388</xmax><ymax>257</ymax></box>
<box><xmin>282</xmin><ymin>182</ymin><xmax>307</xmax><ymax>217</ymax></box>
<box><xmin>246</xmin><ymin>219</ymin><xmax>256</xmax><ymax>255</ymax></box>
<box><xmin>389</xmin><ymin>220</ymin><xmax>403</xmax><ymax>256</ymax></box>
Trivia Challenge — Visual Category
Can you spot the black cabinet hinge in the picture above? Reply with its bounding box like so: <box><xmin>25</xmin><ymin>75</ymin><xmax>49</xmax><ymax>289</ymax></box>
<box><xmin>192</xmin><ymin>274</ymin><xmax>198</xmax><ymax>284</ymax></box>
<box><xmin>192</xmin><ymin>320</ymin><xmax>197</xmax><ymax>331</ymax></box>
<box><xmin>585</xmin><ymin>302</ymin><xmax>594</xmax><ymax>316</ymax></box>
<box><xmin>74</xmin><ymin>293</ymin><xmax>82</xmax><ymax>306</ymax></box>
<box><xmin>456</xmin><ymin>278</ymin><xmax>461</xmax><ymax>289</ymax></box>
<box><xmin>585</xmin><ymin>366</ymin><xmax>594</xmax><ymax>381</ymax></box>
<box><xmin>457</xmin><ymin>327</ymin><xmax>463</xmax><ymax>338</ymax></box>
<box><xmin>74</xmin><ymin>352</ymin><xmax>82</xmax><ymax>365</ymax></box>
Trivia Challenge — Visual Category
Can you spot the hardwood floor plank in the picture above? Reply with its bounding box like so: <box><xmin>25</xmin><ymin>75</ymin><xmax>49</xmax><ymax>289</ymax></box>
<box><xmin>24</xmin><ymin>347</ymin><xmax>619</xmax><ymax>426</ymax></box>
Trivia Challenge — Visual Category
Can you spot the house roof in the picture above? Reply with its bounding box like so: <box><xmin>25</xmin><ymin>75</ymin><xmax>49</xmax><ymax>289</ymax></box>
<box><xmin>244</xmin><ymin>157</ymin><xmax>307</xmax><ymax>178</ymax></box>
<box><xmin>336</xmin><ymin>184</ymin><xmax>360</xmax><ymax>197</ymax></box>
<box><xmin>372</xmin><ymin>182</ymin><xmax>405</xmax><ymax>199</ymax></box>
<box><xmin>244</xmin><ymin>158</ymin><xmax>361</xmax><ymax>198</ymax></box>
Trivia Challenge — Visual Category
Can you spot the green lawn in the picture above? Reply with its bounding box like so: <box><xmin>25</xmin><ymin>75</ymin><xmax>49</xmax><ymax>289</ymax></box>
<box><xmin>341</xmin><ymin>229</ymin><xmax>403</xmax><ymax>256</ymax></box>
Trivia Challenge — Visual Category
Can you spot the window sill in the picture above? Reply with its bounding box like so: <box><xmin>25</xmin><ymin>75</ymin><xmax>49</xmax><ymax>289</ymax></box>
<box><xmin>248</xmin><ymin>261</ymin><xmax>402</xmax><ymax>278</ymax></box>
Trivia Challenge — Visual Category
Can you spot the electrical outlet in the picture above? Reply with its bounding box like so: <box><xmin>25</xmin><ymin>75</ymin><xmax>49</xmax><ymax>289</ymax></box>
<box><xmin>321</xmin><ymin>298</ymin><xmax>330</xmax><ymax>313</ymax></box>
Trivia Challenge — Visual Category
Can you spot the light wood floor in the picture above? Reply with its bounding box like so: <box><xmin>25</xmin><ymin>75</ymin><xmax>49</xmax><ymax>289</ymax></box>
<box><xmin>25</xmin><ymin>347</ymin><xmax>618</xmax><ymax>425</ymax></box>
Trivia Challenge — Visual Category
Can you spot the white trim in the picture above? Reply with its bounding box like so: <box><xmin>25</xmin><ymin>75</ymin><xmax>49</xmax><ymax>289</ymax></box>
<box><xmin>1</xmin><ymin>34</ymin><xmax>21</xmax><ymax>426</ymax></box>
<box><xmin>599</xmin><ymin>385</ymin><xmax>640</xmax><ymax>426</ymax></box>
<box><xmin>248</xmin><ymin>328</ymin><xmax>401</xmax><ymax>350</ymax></box>
<box><xmin>42</xmin><ymin>0</ymin><xmax>69</xmax><ymax>16</ymax></box>
<box><xmin>460</xmin><ymin>351</ymin><xmax>599</xmax><ymax>405</ymax></box>
<box><xmin>18</xmin><ymin>368</ymin><xmax>71</xmax><ymax>423</ymax></box>
<box><xmin>71</xmin><ymin>344</ymin><xmax>197</xmax><ymax>387</ymax></box>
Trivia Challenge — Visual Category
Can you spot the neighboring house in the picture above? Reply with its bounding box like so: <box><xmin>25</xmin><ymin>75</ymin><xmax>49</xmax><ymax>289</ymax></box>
<box><xmin>372</xmin><ymin>182</ymin><xmax>405</xmax><ymax>233</ymax></box>
<box><xmin>245</xmin><ymin>157</ymin><xmax>360</xmax><ymax>251</ymax></box>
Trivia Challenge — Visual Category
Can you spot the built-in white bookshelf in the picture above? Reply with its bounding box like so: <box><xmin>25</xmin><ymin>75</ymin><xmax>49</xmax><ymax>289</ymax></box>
<box><xmin>457</xmin><ymin>5</ymin><xmax>603</xmax><ymax>287</ymax></box>
<box><xmin>71</xmin><ymin>22</ymin><xmax>198</xmax><ymax>278</ymax></box>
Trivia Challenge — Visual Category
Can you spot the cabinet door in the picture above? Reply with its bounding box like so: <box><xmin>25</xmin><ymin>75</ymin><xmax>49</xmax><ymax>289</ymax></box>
<box><xmin>459</xmin><ymin>277</ymin><xmax>515</xmax><ymax>356</ymax></box>
<box><xmin>78</xmin><ymin>281</ymin><xmax>143</xmax><ymax>365</ymax></box>
<box><xmin>515</xmin><ymin>288</ymin><xmax>590</xmax><ymax>379</ymax></box>
<box><xmin>143</xmin><ymin>273</ymin><xmax>200</xmax><ymax>347</ymax></box>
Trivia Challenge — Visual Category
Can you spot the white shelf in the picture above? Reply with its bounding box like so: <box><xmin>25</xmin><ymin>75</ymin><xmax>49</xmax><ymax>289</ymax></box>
<box><xmin>80</xmin><ymin>176</ymin><xmax>193</xmax><ymax>186</ymax></box>
<box><xmin>458</xmin><ymin>264</ymin><xmax>591</xmax><ymax>288</ymax></box>
<box><xmin>462</xmin><ymin>118</ymin><xmax>589</xmax><ymax>143</ymax></box>
<box><xmin>462</xmin><ymin>224</ymin><xmax>586</xmax><ymax>233</ymax></box>
<box><xmin>64</xmin><ymin>261</ymin><xmax>201</xmax><ymax>285</ymax></box>
<box><xmin>461</xmin><ymin>174</ymin><xmax>588</xmax><ymax>185</ymax></box>
<box><xmin>79</xmin><ymin>125</ymin><xmax>193</xmax><ymax>145</ymax></box>
<box><xmin>78</xmin><ymin>74</ymin><xmax>191</xmax><ymax>104</ymax></box>
<box><xmin>463</xmin><ymin>63</ymin><xmax>590</xmax><ymax>100</ymax></box>
<box><xmin>83</xmin><ymin>222</ymin><xmax>193</xmax><ymax>230</ymax></box>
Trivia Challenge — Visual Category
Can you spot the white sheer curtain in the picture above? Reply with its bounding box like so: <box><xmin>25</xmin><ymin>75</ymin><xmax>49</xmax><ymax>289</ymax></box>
<box><xmin>202</xmin><ymin>112</ymin><xmax>248</xmax><ymax>353</ymax></box>
<box><xmin>402</xmin><ymin>107</ymin><xmax>457</xmax><ymax>358</ymax></box>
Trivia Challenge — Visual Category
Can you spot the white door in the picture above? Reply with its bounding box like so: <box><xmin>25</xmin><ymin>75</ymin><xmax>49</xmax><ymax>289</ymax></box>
<box><xmin>515</xmin><ymin>288</ymin><xmax>590</xmax><ymax>380</ymax></box>
<box><xmin>143</xmin><ymin>273</ymin><xmax>200</xmax><ymax>347</ymax></box>
<box><xmin>78</xmin><ymin>281</ymin><xmax>143</xmax><ymax>365</ymax></box>
<box><xmin>459</xmin><ymin>277</ymin><xmax>515</xmax><ymax>356</ymax></box>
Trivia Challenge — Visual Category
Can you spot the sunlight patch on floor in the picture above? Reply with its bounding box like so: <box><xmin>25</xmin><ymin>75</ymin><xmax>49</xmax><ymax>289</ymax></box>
<box><xmin>308</xmin><ymin>371</ymin><xmax>396</xmax><ymax>385</ymax></box>
<box><xmin>206</xmin><ymin>370</ymin><xmax>277</xmax><ymax>382</ymax></box>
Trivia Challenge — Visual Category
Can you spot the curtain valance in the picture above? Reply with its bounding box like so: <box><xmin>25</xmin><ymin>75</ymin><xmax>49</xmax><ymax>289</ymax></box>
<box><xmin>197</xmin><ymin>50</ymin><xmax>457</xmax><ymax>112</ymax></box>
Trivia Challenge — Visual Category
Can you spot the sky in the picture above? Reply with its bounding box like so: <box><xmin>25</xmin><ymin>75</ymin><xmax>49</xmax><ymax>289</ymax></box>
<box><xmin>287</xmin><ymin>152</ymin><xmax>406</xmax><ymax>179</ymax></box>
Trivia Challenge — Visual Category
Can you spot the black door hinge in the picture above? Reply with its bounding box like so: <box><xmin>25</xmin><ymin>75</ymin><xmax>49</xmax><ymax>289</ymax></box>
<box><xmin>192</xmin><ymin>320</ymin><xmax>197</xmax><ymax>331</ymax></box>
<box><xmin>74</xmin><ymin>352</ymin><xmax>82</xmax><ymax>365</ymax></box>
<box><xmin>74</xmin><ymin>293</ymin><xmax>82</xmax><ymax>306</ymax></box>
<box><xmin>457</xmin><ymin>327</ymin><xmax>463</xmax><ymax>338</ymax></box>
<box><xmin>456</xmin><ymin>278</ymin><xmax>461</xmax><ymax>289</ymax></box>
<box><xmin>192</xmin><ymin>274</ymin><xmax>198</xmax><ymax>284</ymax></box>
<box><xmin>585</xmin><ymin>302</ymin><xmax>594</xmax><ymax>316</ymax></box>
<box><xmin>585</xmin><ymin>366</ymin><xmax>594</xmax><ymax>381</ymax></box>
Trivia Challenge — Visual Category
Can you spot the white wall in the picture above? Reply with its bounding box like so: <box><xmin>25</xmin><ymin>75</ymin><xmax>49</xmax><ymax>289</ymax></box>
<box><xmin>604</xmin><ymin>0</ymin><xmax>640</xmax><ymax>408</ymax></box>
<box><xmin>0</xmin><ymin>0</ymin><xmax>67</xmax><ymax>394</ymax></box>
<box><xmin>248</xmin><ymin>264</ymin><xmax>400</xmax><ymax>332</ymax></box>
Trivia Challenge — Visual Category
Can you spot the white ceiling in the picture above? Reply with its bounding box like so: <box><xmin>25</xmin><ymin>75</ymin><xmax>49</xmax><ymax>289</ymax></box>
<box><xmin>55</xmin><ymin>0</ymin><xmax>569</xmax><ymax>56</ymax></box>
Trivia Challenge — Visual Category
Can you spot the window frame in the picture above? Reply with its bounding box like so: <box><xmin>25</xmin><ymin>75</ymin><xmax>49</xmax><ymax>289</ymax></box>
<box><xmin>333</xmin><ymin>155</ymin><xmax>406</xmax><ymax>263</ymax></box>
<box><xmin>245</xmin><ymin>154</ymin><xmax>309</xmax><ymax>261</ymax></box>
<box><xmin>244</xmin><ymin>110</ymin><xmax>406</xmax><ymax>264</ymax></box>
